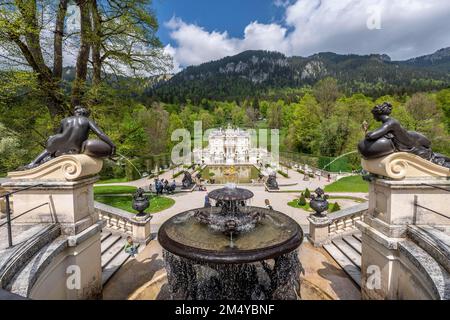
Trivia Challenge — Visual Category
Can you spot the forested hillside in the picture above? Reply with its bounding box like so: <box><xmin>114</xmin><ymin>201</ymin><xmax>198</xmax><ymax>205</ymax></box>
<box><xmin>151</xmin><ymin>49</ymin><xmax>450</xmax><ymax>103</ymax></box>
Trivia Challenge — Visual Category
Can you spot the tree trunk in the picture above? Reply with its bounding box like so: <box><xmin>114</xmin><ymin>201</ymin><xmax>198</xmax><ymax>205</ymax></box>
<box><xmin>13</xmin><ymin>0</ymin><xmax>66</xmax><ymax>118</ymax></box>
<box><xmin>71</xmin><ymin>0</ymin><xmax>92</xmax><ymax>107</ymax></box>
<box><xmin>53</xmin><ymin>0</ymin><xmax>69</xmax><ymax>79</ymax></box>
<box><xmin>91</xmin><ymin>0</ymin><xmax>102</xmax><ymax>86</ymax></box>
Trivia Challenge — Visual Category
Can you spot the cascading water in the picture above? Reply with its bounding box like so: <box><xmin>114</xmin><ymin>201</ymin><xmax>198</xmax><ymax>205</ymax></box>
<box><xmin>158</xmin><ymin>183</ymin><xmax>304</xmax><ymax>300</ymax></box>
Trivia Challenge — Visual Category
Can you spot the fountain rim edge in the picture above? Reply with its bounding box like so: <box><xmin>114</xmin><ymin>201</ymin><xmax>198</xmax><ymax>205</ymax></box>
<box><xmin>157</xmin><ymin>207</ymin><xmax>304</xmax><ymax>264</ymax></box>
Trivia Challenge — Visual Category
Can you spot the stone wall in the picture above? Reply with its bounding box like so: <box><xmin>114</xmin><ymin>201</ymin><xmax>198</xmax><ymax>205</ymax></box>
<box><xmin>29</xmin><ymin>226</ymin><xmax>103</xmax><ymax>299</ymax></box>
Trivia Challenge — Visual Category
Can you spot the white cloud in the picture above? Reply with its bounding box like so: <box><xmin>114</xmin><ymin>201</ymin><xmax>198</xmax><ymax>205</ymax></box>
<box><xmin>165</xmin><ymin>0</ymin><xmax>450</xmax><ymax>72</ymax></box>
<box><xmin>163</xmin><ymin>44</ymin><xmax>181</xmax><ymax>73</ymax></box>
<box><xmin>165</xmin><ymin>17</ymin><xmax>289</xmax><ymax>70</ymax></box>
<box><xmin>165</xmin><ymin>17</ymin><xmax>239</xmax><ymax>66</ymax></box>
<box><xmin>283</xmin><ymin>0</ymin><xmax>450</xmax><ymax>59</ymax></box>
<box><xmin>273</xmin><ymin>0</ymin><xmax>291</xmax><ymax>8</ymax></box>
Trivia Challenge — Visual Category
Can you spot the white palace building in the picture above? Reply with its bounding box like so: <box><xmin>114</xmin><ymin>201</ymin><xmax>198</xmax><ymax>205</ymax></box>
<box><xmin>193</xmin><ymin>125</ymin><xmax>270</xmax><ymax>165</ymax></box>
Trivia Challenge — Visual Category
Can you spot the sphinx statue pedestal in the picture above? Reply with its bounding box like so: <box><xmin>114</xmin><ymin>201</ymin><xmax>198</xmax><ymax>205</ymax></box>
<box><xmin>357</xmin><ymin>154</ymin><xmax>450</xmax><ymax>300</ymax></box>
<box><xmin>4</xmin><ymin>154</ymin><xmax>103</xmax><ymax>235</ymax></box>
<box><xmin>1</xmin><ymin>155</ymin><xmax>105</xmax><ymax>299</ymax></box>
<box><xmin>361</xmin><ymin>152</ymin><xmax>450</xmax><ymax>180</ymax></box>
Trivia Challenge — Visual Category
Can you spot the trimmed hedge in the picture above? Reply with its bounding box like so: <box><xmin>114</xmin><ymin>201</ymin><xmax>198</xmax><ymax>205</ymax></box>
<box><xmin>277</xmin><ymin>170</ymin><xmax>289</xmax><ymax>178</ymax></box>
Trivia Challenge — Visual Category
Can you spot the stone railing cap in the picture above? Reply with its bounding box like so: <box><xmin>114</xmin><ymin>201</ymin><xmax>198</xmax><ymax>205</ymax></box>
<box><xmin>327</xmin><ymin>202</ymin><xmax>368</xmax><ymax>222</ymax></box>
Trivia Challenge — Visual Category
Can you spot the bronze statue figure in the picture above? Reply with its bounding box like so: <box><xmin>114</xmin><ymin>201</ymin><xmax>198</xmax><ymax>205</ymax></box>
<box><xmin>24</xmin><ymin>106</ymin><xmax>116</xmax><ymax>169</ymax></box>
<box><xmin>358</xmin><ymin>102</ymin><xmax>450</xmax><ymax>168</ymax></box>
<box><xmin>266</xmin><ymin>171</ymin><xmax>279</xmax><ymax>190</ymax></box>
<box><xmin>181</xmin><ymin>171</ymin><xmax>194</xmax><ymax>189</ymax></box>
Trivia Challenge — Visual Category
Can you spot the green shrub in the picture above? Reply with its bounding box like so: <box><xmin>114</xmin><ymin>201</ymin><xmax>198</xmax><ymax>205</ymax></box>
<box><xmin>298</xmin><ymin>194</ymin><xmax>307</xmax><ymax>206</ymax></box>
<box><xmin>304</xmin><ymin>188</ymin><xmax>311</xmax><ymax>199</ymax></box>
<box><xmin>329</xmin><ymin>202</ymin><xmax>341</xmax><ymax>213</ymax></box>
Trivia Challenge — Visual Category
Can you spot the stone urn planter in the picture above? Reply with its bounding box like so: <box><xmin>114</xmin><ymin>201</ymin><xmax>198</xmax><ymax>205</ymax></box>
<box><xmin>309</xmin><ymin>188</ymin><xmax>329</xmax><ymax>219</ymax></box>
<box><xmin>132</xmin><ymin>188</ymin><xmax>150</xmax><ymax>218</ymax></box>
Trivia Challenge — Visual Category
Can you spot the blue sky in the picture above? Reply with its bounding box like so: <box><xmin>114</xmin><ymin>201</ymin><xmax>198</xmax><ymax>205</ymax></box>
<box><xmin>152</xmin><ymin>0</ymin><xmax>450</xmax><ymax>72</ymax></box>
<box><xmin>153</xmin><ymin>0</ymin><xmax>288</xmax><ymax>46</ymax></box>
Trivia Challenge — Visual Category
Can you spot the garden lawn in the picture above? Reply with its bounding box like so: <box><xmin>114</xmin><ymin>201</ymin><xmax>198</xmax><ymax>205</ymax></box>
<box><xmin>97</xmin><ymin>177</ymin><xmax>129</xmax><ymax>184</ymax></box>
<box><xmin>94</xmin><ymin>195</ymin><xmax>175</xmax><ymax>214</ymax></box>
<box><xmin>324</xmin><ymin>175</ymin><xmax>369</xmax><ymax>193</ymax></box>
<box><xmin>288</xmin><ymin>200</ymin><xmax>313</xmax><ymax>212</ymax></box>
<box><xmin>94</xmin><ymin>185</ymin><xmax>137</xmax><ymax>195</ymax></box>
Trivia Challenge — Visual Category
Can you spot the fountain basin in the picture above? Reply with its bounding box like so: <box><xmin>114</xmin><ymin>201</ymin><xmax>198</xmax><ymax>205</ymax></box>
<box><xmin>158</xmin><ymin>185</ymin><xmax>304</xmax><ymax>300</ymax></box>
<box><xmin>158</xmin><ymin>206</ymin><xmax>303</xmax><ymax>264</ymax></box>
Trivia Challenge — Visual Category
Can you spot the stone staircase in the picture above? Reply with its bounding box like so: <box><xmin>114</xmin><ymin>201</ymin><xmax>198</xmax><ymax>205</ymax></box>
<box><xmin>100</xmin><ymin>230</ymin><xmax>140</xmax><ymax>286</ymax></box>
<box><xmin>0</xmin><ymin>224</ymin><xmax>139</xmax><ymax>295</ymax></box>
<box><xmin>323</xmin><ymin>232</ymin><xmax>362</xmax><ymax>287</ymax></box>
<box><xmin>0</xmin><ymin>224</ymin><xmax>63</xmax><ymax>293</ymax></box>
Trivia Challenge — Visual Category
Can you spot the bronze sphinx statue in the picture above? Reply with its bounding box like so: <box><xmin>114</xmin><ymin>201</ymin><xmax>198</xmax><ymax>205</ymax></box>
<box><xmin>358</xmin><ymin>102</ymin><xmax>450</xmax><ymax>168</ymax></box>
<box><xmin>24</xmin><ymin>105</ymin><xmax>116</xmax><ymax>169</ymax></box>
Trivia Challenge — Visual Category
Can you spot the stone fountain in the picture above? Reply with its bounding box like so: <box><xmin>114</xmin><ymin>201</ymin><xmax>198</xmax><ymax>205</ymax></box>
<box><xmin>158</xmin><ymin>184</ymin><xmax>303</xmax><ymax>300</ymax></box>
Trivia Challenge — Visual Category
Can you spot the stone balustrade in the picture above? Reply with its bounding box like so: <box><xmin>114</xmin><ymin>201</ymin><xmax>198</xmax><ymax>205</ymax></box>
<box><xmin>94</xmin><ymin>201</ymin><xmax>152</xmax><ymax>244</ymax></box>
<box><xmin>308</xmin><ymin>202</ymin><xmax>368</xmax><ymax>246</ymax></box>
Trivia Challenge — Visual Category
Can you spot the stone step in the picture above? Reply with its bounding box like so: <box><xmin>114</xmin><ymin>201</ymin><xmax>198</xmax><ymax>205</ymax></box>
<box><xmin>100</xmin><ymin>231</ymin><xmax>112</xmax><ymax>242</ymax></box>
<box><xmin>407</xmin><ymin>225</ymin><xmax>450</xmax><ymax>274</ymax></box>
<box><xmin>0</xmin><ymin>224</ymin><xmax>60</xmax><ymax>289</ymax></box>
<box><xmin>100</xmin><ymin>234</ymin><xmax>121</xmax><ymax>255</ymax></box>
<box><xmin>343</xmin><ymin>235</ymin><xmax>362</xmax><ymax>255</ymax></box>
<box><xmin>399</xmin><ymin>239</ymin><xmax>450</xmax><ymax>300</ymax></box>
<box><xmin>323</xmin><ymin>243</ymin><xmax>361</xmax><ymax>287</ymax></box>
<box><xmin>101</xmin><ymin>237</ymin><xmax>125</xmax><ymax>269</ymax></box>
<box><xmin>353</xmin><ymin>232</ymin><xmax>362</xmax><ymax>242</ymax></box>
<box><xmin>0</xmin><ymin>224</ymin><xmax>50</xmax><ymax>251</ymax></box>
<box><xmin>101</xmin><ymin>243</ymin><xmax>141</xmax><ymax>286</ymax></box>
<box><xmin>7</xmin><ymin>236</ymin><xmax>67</xmax><ymax>297</ymax></box>
<box><xmin>332</xmin><ymin>238</ymin><xmax>361</xmax><ymax>269</ymax></box>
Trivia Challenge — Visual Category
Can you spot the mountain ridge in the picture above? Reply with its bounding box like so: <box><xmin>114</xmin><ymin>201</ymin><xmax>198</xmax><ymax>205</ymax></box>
<box><xmin>151</xmin><ymin>47</ymin><xmax>450</xmax><ymax>102</ymax></box>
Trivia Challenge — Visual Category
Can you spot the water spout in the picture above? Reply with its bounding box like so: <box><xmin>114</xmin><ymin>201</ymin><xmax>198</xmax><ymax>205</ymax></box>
<box><xmin>322</xmin><ymin>150</ymin><xmax>358</xmax><ymax>171</ymax></box>
<box><xmin>116</xmin><ymin>152</ymin><xmax>142</xmax><ymax>178</ymax></box>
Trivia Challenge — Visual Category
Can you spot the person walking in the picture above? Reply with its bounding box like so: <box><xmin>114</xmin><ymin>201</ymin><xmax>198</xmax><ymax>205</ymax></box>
<box><xmin>156</xmin><ymin>179</ymin><xmax>163</xmax><ymax>195</ymax></box>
